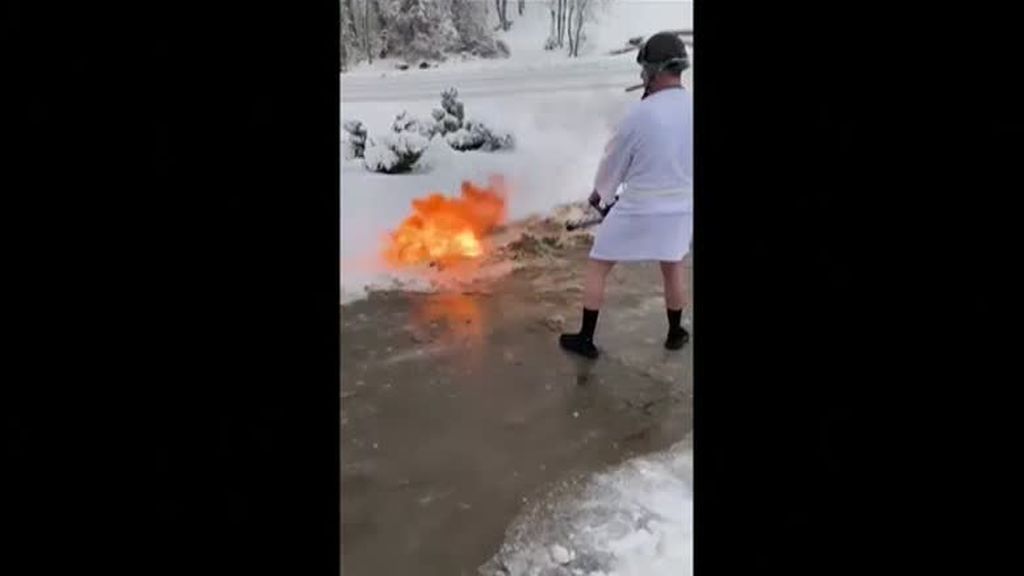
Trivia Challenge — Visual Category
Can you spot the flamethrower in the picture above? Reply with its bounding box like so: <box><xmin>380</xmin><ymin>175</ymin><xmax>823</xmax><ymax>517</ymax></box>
<box><xmin>565</xmin><ymin>198</ymin><xmax>616</xmax><ymax>232</ymax></box>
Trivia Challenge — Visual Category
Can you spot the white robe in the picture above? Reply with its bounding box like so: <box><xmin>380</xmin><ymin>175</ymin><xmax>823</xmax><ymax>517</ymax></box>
<box><xmin>590</xmin><ymin>87</ymin><xmax>693</xmax><ymax>262</ymax></box>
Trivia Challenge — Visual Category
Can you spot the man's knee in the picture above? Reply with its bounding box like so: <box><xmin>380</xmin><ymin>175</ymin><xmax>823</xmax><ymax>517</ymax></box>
<box><xmin>589</xmin><ymin>258</ymin><xmax>617</xmax><ymax>272</ymax></box>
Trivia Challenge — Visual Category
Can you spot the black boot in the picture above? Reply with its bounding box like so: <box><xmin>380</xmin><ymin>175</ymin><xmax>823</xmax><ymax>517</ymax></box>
<box><xmin>665</xmin><ymin>308</ymin><xmax>690</xmax><ymax>350</ymax></box>
<box><xmin>560</xmin><ymin>308</ymin><xmax>600</xmax><ymax>359</ymax></box>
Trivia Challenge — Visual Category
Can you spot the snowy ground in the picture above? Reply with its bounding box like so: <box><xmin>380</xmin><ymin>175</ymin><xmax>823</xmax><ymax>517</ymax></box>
<box><xmin>481</xmin><ymin>440</ymin><xmax>692</xmax><ymax>576</ymax></box>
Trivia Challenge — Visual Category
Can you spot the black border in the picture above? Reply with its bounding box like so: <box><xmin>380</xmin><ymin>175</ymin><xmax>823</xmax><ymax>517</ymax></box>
<box><xmin>7</xmin><ymin>2</ymin><xmax>340</xmax><ymax>573</ymax></box>
<box><xmin>696</xmin><ymin>2</ymin><xmax>1022</xmax><ymax>573</ymax></box>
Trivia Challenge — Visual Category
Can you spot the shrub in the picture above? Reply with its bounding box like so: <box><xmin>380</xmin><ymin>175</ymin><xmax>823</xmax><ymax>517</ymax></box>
<box><xmin>363</xmin><ymin>131</ymin><xmax>430</xmax><ymax>174</ymax></box>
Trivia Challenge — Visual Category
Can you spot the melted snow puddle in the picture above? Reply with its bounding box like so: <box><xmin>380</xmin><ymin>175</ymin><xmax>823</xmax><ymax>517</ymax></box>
<box><xmin>481</xmin><ymin>441</ymin><xmax>693</xmax><ymax>576</ymax></box>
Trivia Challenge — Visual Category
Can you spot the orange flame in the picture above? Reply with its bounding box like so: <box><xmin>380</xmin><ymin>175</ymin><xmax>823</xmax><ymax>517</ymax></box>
<box><xmin>384</xmin><ymin>177</ymin><xmax>508</xmax><ymax>267</ymax></box>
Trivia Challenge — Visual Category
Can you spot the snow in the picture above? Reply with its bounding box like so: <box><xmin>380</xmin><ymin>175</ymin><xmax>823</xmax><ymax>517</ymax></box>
<box><xmin>341</xmin><ymin>0</ymin><xmax>694</xmax><ymax>304</ymax></box>
<box><xmin>550</xmin><ymin>543</ymin><xmax>574</xmax><ymax>564</ymax></box>
<box><xmin>361</xmin><ymin>137</ymin><xmax>400</xmax><ymax>173</ymax></box>
<box><xmin>362</xmin><ymin>131</ymin><xmax>431</xmax><ymax>173</ymax></box>
<box><xmin>343</xmin><ymin>1</ymin><xmax>693</xmax><ymax>77</ymax></box>
<box><xmin>481</xmin><ymin>441</ymin><xmax>693</xmax><ymax>576</ymax></box>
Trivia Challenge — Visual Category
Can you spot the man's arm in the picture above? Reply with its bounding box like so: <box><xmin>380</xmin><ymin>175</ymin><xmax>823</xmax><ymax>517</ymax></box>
<box><xmin>592</xmin><ymin>113</ymin><xmax>637</xmax><ymax>206</ymax></box>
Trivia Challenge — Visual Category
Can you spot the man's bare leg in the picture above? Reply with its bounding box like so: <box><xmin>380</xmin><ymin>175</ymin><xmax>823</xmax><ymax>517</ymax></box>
<box><xmin>560</xmin><ymin>259</ymin><xmax>616</xmax><ymax>359</ymax></box>
<box><xmin>660</xmin><ymin>260</ymin><xmax>690</xmax><ymax>349</ymax></box>
<box><xmin>584</xmin><ymin>259</ymin><xmax>616</xmax><ymax>310</ymax></box>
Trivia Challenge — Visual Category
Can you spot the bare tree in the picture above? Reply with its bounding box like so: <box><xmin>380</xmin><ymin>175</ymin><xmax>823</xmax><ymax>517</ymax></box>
<box><xmin>518</xmin><ymin>0</ymin><xmax>525</xmax><ymax>16</ymax></box>
<box><xmin>566</xmin><ymin>0</ymin><xmax>575</xmax><ymax>54</ymax></box>
<box><xmin>549</xmin><ymin>4</ymin><xmax>556</xmax><ymax>40</ymax></box>
<box><xmin>340</xmin><ymin>13</ymin><xmax>348</xmax><ymax>70</ymax></box>
<box><xmin>552</xmin><ymin>0</ymin><xmax>561</xmax><ymax>47</ymax></box>
<box><xmin>375</xmin><ymin>0</ymin><xmax>392</xmax><ymax>59</ymax></box>
<box><xmin>364</xmin><ymin>0</ymin><xmax>373</xmax><ymax>63</ymax></box>
<box><xmin>548</xmin><ymin>0</ymin><xmax>580</xmax><ymax>50</ymax></box>
<box><xmin>562</xmin><ymin>0</ymin><xmax>593</xmax><ymax>57</ymax></box>
<box><xmin>571</xmin><ymin>0</ymin><xmax>589</xmax><ymax>57</ymax></box>
<box><xmin>495</xmin><ymin>0</ymin><xmax>511</xmax><ymax>31</ymax></box>
<box><xmin>559</xmin><ymin>0</ymin><xmax>566</xmax><ymax>46</ymax></box>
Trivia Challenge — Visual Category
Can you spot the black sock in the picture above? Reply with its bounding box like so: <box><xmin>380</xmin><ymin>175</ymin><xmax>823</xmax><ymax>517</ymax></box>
<box><xmin>664</xmin><ymin>308</ymin><xmax>689</xmax><ymax>350</ymax></box>
<box><xmin>667</xmin><ymin>308</ymin><xmax>683</xmax><ymax>332</ymax></box>
<box><xmin>580</xmin><ymin>308</ymin><xmax>599</xmax><ymax>340</ymax></box>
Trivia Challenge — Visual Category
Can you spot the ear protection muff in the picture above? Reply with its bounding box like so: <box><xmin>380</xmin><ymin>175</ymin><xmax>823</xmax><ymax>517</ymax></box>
<box><xmin>636</xmin><ymin>33</ymin><xmax>690</xmax><ymax>73</ymax></box>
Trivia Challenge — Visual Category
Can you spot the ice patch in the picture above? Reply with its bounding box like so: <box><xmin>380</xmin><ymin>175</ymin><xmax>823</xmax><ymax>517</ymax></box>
<box><xmin>481</xmin><ymin>441</ymin><xmax>693</xmax><ymax>576</ymax></box>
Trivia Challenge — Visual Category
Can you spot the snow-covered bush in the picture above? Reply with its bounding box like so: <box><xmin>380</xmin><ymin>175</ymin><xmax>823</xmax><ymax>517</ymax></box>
<box><xmin>431</xmin><ymin>107</ymin><xmax>462</xmax><ymax>136</ymax></box>
<box><xmin>363</xmin><ymin>131</ymin><xmax>430</xmax><ymax>174</ymax></box>
<box><xmin>440</xmin><ymin>87</ymin><xmax>465</xmax><ymax>123</ymax></box>
<box><xmin>425</xmin><ymin>87</ymin><xmax>515</xmax><ymax>152</ymax></box>
<box><xmin>495</xmin><ymin>40</ymin><xmax>510</xmax><ymax>58</ymax></box>
<box><xmin>391</xmin><ymin>111</ymin><xmax>439</xmax><ymax>139</ymax></box>
<box><xmin>343</xmin><ymin>119</ymin><xmax>368</xmax><ymax>159</ymax></box>
<box><xmin>430</xmin><ymin>87</ymin><xmax>466</xmax><ymax>137</ymax></box>
<box><xmin>446</xmin><ymin>119</ymin><xmax>515</xmax><ymax>152</ymax></box>
<box><xmin>445</xmin><ymin>127</ymin><xmax>483</xmax><ymax>151</ymax></box>
<box><xmin>417</xmin><ymin>131</ymin><xmax>459</xmax><ymax>169</ymax></box>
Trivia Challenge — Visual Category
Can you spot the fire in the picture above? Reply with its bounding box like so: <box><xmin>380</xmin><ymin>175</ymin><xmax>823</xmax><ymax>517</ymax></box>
<box><xmin>384</xmin><ymin>177</ymin><xmax>507</xmax><ymax>267</ymax></box>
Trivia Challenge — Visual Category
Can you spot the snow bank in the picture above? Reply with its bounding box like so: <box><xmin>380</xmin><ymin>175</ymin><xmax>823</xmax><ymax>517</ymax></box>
<box><xmin>480</xmin><ymin>441</ymin><xmax>693</xmax><ymax>576</ymax></box>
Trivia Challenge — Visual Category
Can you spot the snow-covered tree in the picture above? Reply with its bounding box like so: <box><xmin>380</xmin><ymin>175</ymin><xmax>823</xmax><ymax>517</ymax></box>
<box><xmin>450</xmin><ymin>0</ymin><xmax>505</xmax><ymax>58</ymax></box>
<box><xmin>378</xmin><ymin>0</ymin><xmax>460</xmax><ymax>62</ymax></box>
<box><xmin>341</xmin><ymin>0</ymin><xmax>507</xmax><ymax>67</ymax></box>
<box><xmin>340</xmin><ymin>1</ymin><xmax>354</xmax><ymax>70</ymax></box>
<box><xmin>339</xmin><ymin>0</ymin><xmax>385</xmax><ymax>67</ymax></box>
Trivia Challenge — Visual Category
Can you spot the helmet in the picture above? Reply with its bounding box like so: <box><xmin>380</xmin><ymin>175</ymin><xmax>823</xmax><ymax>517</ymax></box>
<box><xmin>637</xmin><ymin>32</ymin><xmax>689</xmax><ymax>73</ymax></box>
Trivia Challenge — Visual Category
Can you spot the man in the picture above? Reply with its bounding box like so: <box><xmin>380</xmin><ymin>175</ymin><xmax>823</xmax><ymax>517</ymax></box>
<box><xmin>559</xmin><ymin>31</ymin><xmax>693</xmax><ymax>359</ymax></box>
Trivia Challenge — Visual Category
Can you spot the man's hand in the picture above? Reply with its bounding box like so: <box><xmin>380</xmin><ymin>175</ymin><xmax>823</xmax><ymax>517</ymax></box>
<box><xmin>588</xmin><ymin>190</ymin><xmax>602</xmax><ymax>210</ymax></box>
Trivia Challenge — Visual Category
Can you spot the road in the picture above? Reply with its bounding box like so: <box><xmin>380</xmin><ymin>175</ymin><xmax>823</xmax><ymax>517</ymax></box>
<box><xmin>341</xmin><ymin>51</ymin><xmax>693</xmax><ymax>103</ymax></box>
